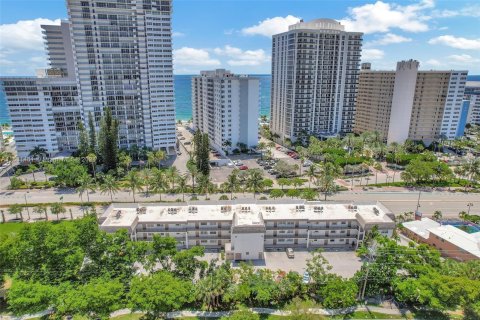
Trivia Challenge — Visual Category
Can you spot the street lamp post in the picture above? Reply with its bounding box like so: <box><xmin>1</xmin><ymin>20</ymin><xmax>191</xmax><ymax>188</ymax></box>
<box><xmin>416</xmin><ymin>190</ymin><xmax>422</xmax><ymax>213</ymax></box>
<box><xmin>24</xmin><ymin>191</ymin><xmax>31</xmax><ymax>220</ymax></box>
<box><xmin>467</xmin><ymin>203</ymin><xmax>473</xmax><ymax>215</ymax></box>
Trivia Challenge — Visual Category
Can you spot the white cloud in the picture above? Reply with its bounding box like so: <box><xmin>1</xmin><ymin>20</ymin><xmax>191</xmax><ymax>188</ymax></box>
<box><xmin>362</xmin><ymin>49</ymin><xmax>385</xmax><ymax>60</ymax></box>
<box><xmin>241</xmin><ymin>15</ymin><xmax>301</xmax><ymax>37</ymax></box>
<box><xmin>425</xmin><ymin>59</ymin><xmax>442</xmax><ymax>67</ymax></box>
<box><xmin>448</xmin><ymin>54</ymin><xmax>480</xmax><ymax>64</ymax></box>
<box><xmin>213</xmin><ymin>45</ymin><xmax>270</xmax><ymax>66</ymax></box>
<box><xmin>173</xmin><ymin>47</ymin><xmax>221</xmax><ymax>66</ymax></box>
<box><xmin>172</xmin><ymin>31</ymin><xmax>185</xmax><ymax>38</ymax></box>
<box><xmin>432</xmin><ymin>5</ymin><xmax>480</xmax><ymax>18</ymax></box>
<box><xmin>428</xmin><ymin>35</ymin><xmax>480</xmax><ymax>50</ymax></box>
<box><xmin>0</xmin><ymin>18</ymin><xmax>61</xmax><ymax>51</ymax></box>
<box><xmin>369</xmin><ymin>33</ymin><xmax>412</xmax><ymax>45</ymax></box>
<box><xmin>340</xmin><ymin>0</ymin><xmax>433</xmax><ymax>34</ymax></box>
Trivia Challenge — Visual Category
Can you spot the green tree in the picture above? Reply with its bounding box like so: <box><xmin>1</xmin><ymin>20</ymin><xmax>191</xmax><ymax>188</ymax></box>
<box><xmin>316</xmin><ymin>162</ymin><xmax>342</xmax><ymax>201</ymax></box>
<box><xmin>177</xmin><ymin>173</ymin><xmax>189</xmax><ymax>202</ymax></box>
<box><xmin>432</xmin><ymin>210</ymin><xmax>443</xmax><ymax>221</ymax></box>
<box><xmin>247</xmin><ymin>169</ymin><xmax>264</xmax><ymax>198</ymax></box>
<box><xmin>286</xmin><ymin>188</ymin><xmax>300</xmax><ymax>198</ymax></box>
<box><xmin>166</xmin><ymin>165</ymin><xmax>179</xmax><ymax>191</ymax></box>
<box><xmin>8</xmin><ymin>204</ymin><xmax>24</xmax><ymax>221</ymax></box>
<box><xmin>77</xmin><ymin>174</ymin><xmax>96</xmax><ymax>203</ymax></box>
<box><xmin>27</xmin><ymin>164</ymin><xmax>37</xmax><ymax>183</ymax></box>
<box><xmin>98</xmin><ymin>107</ymin><xmax>119</xmax><ymax>172</ymax></box>
<box><xmin>125</xmin><ymin>170</ymin><xmax>144</xmax><ymax>203</ymax></box>
<box><xmin>128</xmin><ymin>271</ymin><xmax>193</xmax><ymax>319</ymax></box>
<box><xmin>277</xmin><ymin>177</ymin><xmax>291</xmax><ymax>190</ymax></box>
<box><xmin>88</xmin><ymin>111</ymin><xmax>97</xmax><ymax>154</ymax></box>
<box><xmin>33</xmin><ymin>204</ymin><xmax>48</xmax><ymax>220</ymax></box>
<box><xmin>29</xmin><ymin>146</ymin><xmax>48</xmax><ymax>161</ymax></box>
<box><xmin>187</xmin><ymin>159</ymin><xmax>199</xmax><ymax>192</ymax></box>
<box><xmin>86</xmin><ymin>153</ymin><xmax>97</xmax><ymax>179</ymax></box>
<box><xmin>269</xmin><ymin>189</ymin><xmax>284</xmax><ymax>199</ymax></box>
<box><xmin>99</xmin><ymin>174</ymin><xmax>120</xmax><ymax>201</ymax></box>
<box><xmin>7</xmin><ymin>279</ymin><xmax>56</xmax><ymax>316</ymax></box>
<box><xmin>77</xmin><ymin>121</ymin><xmax>89</xmax><ymax>157</ymax></box>
<box><xmin>150</xmin><ymin>168</ymin><xmax>168</xmax><ymax>201</ymax></box>
<box><xmin>319</xmin><ymin>276</ymin><xmax>358</xmax><ymax>309</ymax></box>
<box><xmin>306</xmin><ymin>165</ymin><xmax>317</xmax><ymax>188</ymax></box>
<box><xmin>48</xmin><ymin>158</ymin><xmax>88</xmax><ymax>187</ymax></box>
<box><xmin>225</xmin><ymin>169</ymin><xmax>240</xmax><ymax>200</ymax></box>
<box><xmin>50</xmin><ymin>202</ymin><xmax>66</xmax><ymax>221</ymax></box>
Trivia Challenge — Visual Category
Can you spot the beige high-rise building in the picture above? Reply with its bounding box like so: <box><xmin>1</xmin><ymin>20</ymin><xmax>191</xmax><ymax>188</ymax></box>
<box><xmin>354</xmin><ymin>60</ymin><xmax>467</xmax><ymax>144</ymax></box>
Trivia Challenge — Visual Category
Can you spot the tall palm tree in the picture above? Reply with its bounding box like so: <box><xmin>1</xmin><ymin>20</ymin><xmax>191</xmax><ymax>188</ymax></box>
<box><xmin>177</xmin><ymin>174</ymin><xmax>189</xmax><ymax>202</ymax></box>
<box><xmin>86</xmin><ymin>153</ymin><xmax>97</xmax><ymax>179</ymax></box>
<box><xmin>316</xmin><ymin>162</ymin><xmax>342</xmax><ymax>201</ymax></box>
<box><xmin>77</xmin><ymin>175</ymin><xmax>96</xmax><ymax>203</ymax></box>
<box><xmin>27</xmin><ymin>164</ymin><xmax>37</xmax><ymax>183</ymax></box>
<box><xmin>246</xmin><ymin>168</ymin><xmax>264</xmax><ymax>199</ymax></box>
<box><xmin>186</xmin><ymin>160</ymin><xmax>198</xmax><ymax>192</ymax></box>
<box><xmin>142</xmin><ymin>168</ymin><xmax>153</xmax><ymax>196</ymax></box>
<box><xmin>197</xmin><ymin>173</ymin><xmax>213</xmax><ymax>198</ymax></box>
<box><xmin>166</xmin><ymin>166</ymin><xmax>179</xmax><ymax>191</ymax></box>
<box><xmin>150</xmin><ymin>168</ymin><xmax>168</xmax><ymax>201</ymax></box>
<box><xmin>225</xmin><ymin>169</ymin><xmax>240</xmax><ymax>200</ymax></box>
<box><xmin>373</xmin><ymin>162</ymin><xmax>383</xmax><ymax>185</ymax></box>
<box><xmin>99</xmin><ymin>174</ymin><xmax>120</xmax><ymax>201</ymax></box>
<box><xmin>306</xmin><ymin>165</ymin><xmax>317</xmax><ymax>188</ymax></box>
<box><xmin>29</xmin><ymin>146</ymin><xmax>48</xmax><ymax>161</ymax></box>
<box><xmin>125</xmin><ymin>170</ymin><xmax>144</xmax><ymax>203</ymax></box>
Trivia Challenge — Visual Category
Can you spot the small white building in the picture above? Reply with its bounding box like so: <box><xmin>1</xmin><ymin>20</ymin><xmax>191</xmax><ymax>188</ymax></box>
<box><xmin>192</xmin><ymin>69</ymin><xmax>259</xmax><ymax>155</ymax></box>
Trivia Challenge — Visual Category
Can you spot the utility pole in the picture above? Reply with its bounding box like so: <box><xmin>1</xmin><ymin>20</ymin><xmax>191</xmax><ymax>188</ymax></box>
<box><xmin>467</xmin><ymin>203</ymin><xmax>473</xmax><ymax>215</ymax></box>
<box><xmin>359</xmin><ymin>241</ymin><xmax>377</xmax><ymax>301</ymax></box>
<box><xmin>415</xmin><ymin>190</ymin><xmax>422</xmax><ymax>212</ymax></box>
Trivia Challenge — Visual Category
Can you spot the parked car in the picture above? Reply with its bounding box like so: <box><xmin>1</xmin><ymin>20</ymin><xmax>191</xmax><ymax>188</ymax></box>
<box><xmin>179</xmin><ymin>137</ymin><xmax>186</xmax><ymax>140</ymax></box>
<box><xmin>184</xmin><ymin>141</ymin><xmax>191</xmax><ymax>145</ymax></box>
<box><xmin>235</xmin><ymin>161</ymin><xmax>244</xmax><ymax>166</ymax></box>
<box><xmin>286</xmin><ymin>248</ymin><xmax>294</xmax><ymax>258</ymax></box>
<box><xmin>239</xmin><ymin>165</ymin><xmax>248</xmax><ymax>170</ymax></box>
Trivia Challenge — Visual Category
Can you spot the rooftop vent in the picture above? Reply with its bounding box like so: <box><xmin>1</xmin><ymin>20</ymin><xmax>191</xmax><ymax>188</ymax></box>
<box><xmin>373</xmin><ymin>207</ymin><xmax>380</xmax><ymax>216</ymax></box>
<box><xmin>188</xmin><ymin>206</ymin><xmax>198</xmax><ymax>214</ymax></box>
<box><xmin>167</xmin><ymin>208</ymin><xmax>178</xmax><ymax>215</ymax></box>
<box><xmin>265</xmin><ymin>206</ymin><xmax>276</xmax><ymax>213</ymax></box>
<box><xmin>115</xmin><ymin>210</ymin><xmax>122</xmax><ymax>219</ymax></box>
<box><xmin>136</xmin><ymin>207</ymin><xmax>147</xmax><ymax>215</ymax></box>
<box><xmin>296</xmin><ymin>205</ymin><xmax>305</xmax><ymax>212</ymax></box>
<box><xmin>314</xmin><ymin>206</ymin><xmax>324</xmax><ymax>213</ymax></box>
<box><xmin>348</xmin><ymin>204</ymin><xmax>358</xmax><ymax>211</ymax></box>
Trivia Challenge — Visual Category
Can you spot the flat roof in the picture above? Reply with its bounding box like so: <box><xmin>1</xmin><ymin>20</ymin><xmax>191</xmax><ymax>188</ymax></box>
<box><xmin>403</xmin><ymin>218</ymin><xmax>440</xmax><ymax>239</ymax></box>
<box><xmin>100</xmin><ymin>200</ymin><xmax>395</xmax><ymax>230</ymax></box>
<box><xmin>428</xmin><ymin>225</ymin><xmax>480</xmax><ymax>258</ymax></box>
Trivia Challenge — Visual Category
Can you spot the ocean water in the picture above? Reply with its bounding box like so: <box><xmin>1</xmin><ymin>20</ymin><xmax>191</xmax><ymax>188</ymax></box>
<box><xmin>175</xmin><ymin>74</ymin><xmax>271</xmax><ymax>121</ymax></box>
<box><xmin>0</xmin><ymin>74</ymin><xmax>271</xmax><ymax>124</ymax></box>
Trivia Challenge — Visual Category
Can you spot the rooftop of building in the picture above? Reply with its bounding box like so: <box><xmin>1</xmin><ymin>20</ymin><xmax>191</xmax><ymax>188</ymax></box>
<box><xmin>403</xmin><ymin>218</ymin><xmax>480</xmax><ymax>258</ymax></box>
<box><xmin>360</xmin><ymin>60</ymin><xmax>468</xmax><ymax>74</ymax></box>
<box><xmin>289</xmin><ymin>19</ymin><xmax>345</xmax><ymax>32</ymax></box>
<box><xmin>196</xmin><ymin>69</ymin><xmax>257</xmax><ymax>80</ymax></box>
<box><xmin>100</xmin><ymin>200</ymin><xmax>395</xmax><ymax>230</ymax></box>
<box><xmin>403</xmin><ymin>217</ymin><xmax>441</xmax><ymax>239</ymax></box>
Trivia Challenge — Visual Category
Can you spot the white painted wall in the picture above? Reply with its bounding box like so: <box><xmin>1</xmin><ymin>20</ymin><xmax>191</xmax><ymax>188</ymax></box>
<box><xmin>387</xmin><ymin>60</ymin><xmax>419</xmax><ymax>144</ymax></box>
<box><xmin>231</xmin><ymin>232</ymin><xmax>264</xmax><ymax>260</ymax></box>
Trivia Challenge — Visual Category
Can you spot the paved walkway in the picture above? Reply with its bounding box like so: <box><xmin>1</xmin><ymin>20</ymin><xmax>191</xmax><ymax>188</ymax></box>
<box><xmin>0</xmin><ymin>305</ymin><xmax>411</xmax><ymax>320</ymax></box>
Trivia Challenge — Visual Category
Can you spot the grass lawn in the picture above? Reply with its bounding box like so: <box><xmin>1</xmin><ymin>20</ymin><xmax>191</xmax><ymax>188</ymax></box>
<box><xmin>0</xmin><ymin>222</ymin><xmax>24</xmax><ymax>235</ymax></box>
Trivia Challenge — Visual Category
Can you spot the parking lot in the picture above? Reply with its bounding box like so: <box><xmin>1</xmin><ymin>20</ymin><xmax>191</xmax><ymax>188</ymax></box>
<box><xmin>201</xmin><ymin>250</ymin><xmax>363</xmax><ymax>278</ymax></box>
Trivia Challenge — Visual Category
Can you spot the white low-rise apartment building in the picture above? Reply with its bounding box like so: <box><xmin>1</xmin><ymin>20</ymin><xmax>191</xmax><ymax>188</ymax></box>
<box><xmin>354</xmin><ymin>60</ymin><xmax>468</xmax><ymax>144</ymax></box>
<box><xmin>192</xmin><ymin>69</ymin><xmax>259</xmax><ymax>155</ymax></box>
<box><xmin>100</xmin><ymin>200</ymin><xmax>395</xmax><ymax>260</ymax></box>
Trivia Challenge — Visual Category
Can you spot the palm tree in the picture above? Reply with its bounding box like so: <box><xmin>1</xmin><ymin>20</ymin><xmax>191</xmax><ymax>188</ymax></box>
<box><xmin>86</xmin><ymin>153</ymin><xmax>97</xmax><ymax>179</ymax></box>
<box><xmin>50</xmin><ymin>202</ymin><xmax>66</xmax><ymax>221</ymax></box>
<box><xmin>187</xmin><ymin>160</ymin><xmax>198</xmax><ymax>192</ymax></box>
<box><xmin>257</xmin><ymin>141</ymin><xmax>266</xmax><ymax>159</ymax></box>
<box><xmin>29</xmin><ymin>146</ymin><xmax>48</xmax><ymax>161</ymax></box>
<box><xmin>225</xmin><ymin>169</ymin><xmax>240</xmax><ymax>200</ymax></box>
<box><xmin>119</xmin><ymin>153</ymin><xmax>132</xmax><ymax>171</ymax></box>
<box><xmin>34</xmin><ymin>204</ymin><xmax>48</xmax><ymax>221</ymax></box>
<box><xmin>197</xmin><ymin>173</ymin><xmax>213</xmax><ymax>198</ymax></box>
<box><xmin>316</xmin><ymin>162</ymin><xmax>342</xmax><ymax>201</ymax></box>
<box><xmin>8</xmin><ymin>204</ymin><xmax>24</xmax><ymax>221</ymax></box>
<box><xmin>125</xmin><ymin>170</ymin><xmax>144</xmax><ymax>203</ymax></box>
<box><xmin>77</xmin><ymin>175</ymin><xmax>96</xmax><ymax>203</ymax></box>
<box><xmin>27</xmin><ymin>164</ymin><xmax>37</xmax><ymax>183</ymax></box>
<box><xmin>148</xmin><ymin>150</ymin><xmax>167</xmax><ymax>169</ymax></box>
<box><xmin>246</xmin><ymin>169</ymin><xmax>264</xmax><ymax>198</ymax></box>
<box><xmin>432</xmin><ymin>210</ymin><xmax>442</xmax><ymax>221</ymax></box>
<box><xmin>458</xmin><ymin>210</ymin><xmax>468</xmax><ymax>222</ymax></box>
<box><xmin>99</xmin><ymin>174</ymin><xmax>120</xmax><ymax>201</ymax></box>
<box><xmin>373</xmin><ymin>162</ymin><xmax>383</xmax><ymax>185</ymax></box>
<box><xmin>166</xmin><ymin>166</ymin><xmax>179</xmax><ymax>191</ymax></box>
<box><xmin>150</xmin><ymin>168</ymin><xmax>168</xmax><ymax>201</ymax></box>
<box><xmin>306</xmin><ymin>165</ymin><xmax>317</xmax><ymax>188</ymax></box>
<box><xmin>177</xmin><ymin>174</ymin><xmax>189</xmax><ymax>202</ymax></box>
<box><xmin>142</xmin><ymin>169</ymin><xmax>153</xmax><ymax>196</ymax></box>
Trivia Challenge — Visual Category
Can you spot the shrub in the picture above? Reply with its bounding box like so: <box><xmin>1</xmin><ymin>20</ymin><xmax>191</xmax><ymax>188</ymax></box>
<box><xmin>219</xmin><ymin>194</ymin><xmax>229</xmax><ymax>200</ymax></box>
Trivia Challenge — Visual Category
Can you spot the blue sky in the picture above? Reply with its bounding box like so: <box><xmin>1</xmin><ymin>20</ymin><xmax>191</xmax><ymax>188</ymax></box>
<box><xmin>0</xmin><ymin>0</ymin><xmax>479</xmax><ymax>75</ymax></box>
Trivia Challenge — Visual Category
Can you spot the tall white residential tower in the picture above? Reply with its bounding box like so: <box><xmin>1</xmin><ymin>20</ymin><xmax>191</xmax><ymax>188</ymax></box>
<box><xmin>270</xmin><ymin>19</ymin><xmax>363</xmax><ymax>143</ymax></box>
<box><xmin>67</xmin><ymin>0</ymin><xmax>176</xmax><ymax>153</ymax></box>
<box><xmin>192</xmin><ymin>69</ymin><xmax>259</xmax><ymax>154</ymax></box>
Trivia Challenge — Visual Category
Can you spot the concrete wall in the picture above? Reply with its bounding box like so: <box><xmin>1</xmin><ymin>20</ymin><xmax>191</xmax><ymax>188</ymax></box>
<box><xmin>387</xmin><ymin>60</ymin><xmax>419</xmax><ymax>144</ymax></box>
